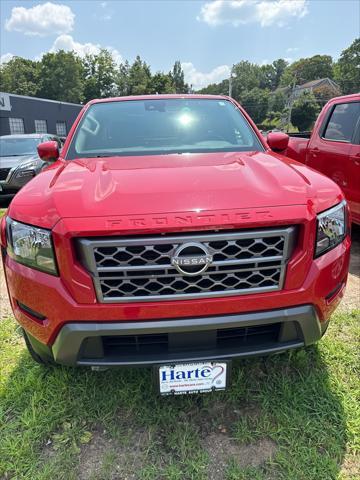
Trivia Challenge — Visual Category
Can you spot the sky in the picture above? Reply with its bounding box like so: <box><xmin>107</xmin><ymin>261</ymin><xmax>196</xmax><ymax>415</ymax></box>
<box><xmin>0</xmin><ymin>0</ymin><xmax>359</xmax><ymax>89</ymax></box>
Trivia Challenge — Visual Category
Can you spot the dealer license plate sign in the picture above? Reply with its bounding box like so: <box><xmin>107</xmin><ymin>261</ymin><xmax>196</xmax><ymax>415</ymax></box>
<box><xmin>158</xmin><ymin>362</ymin><xmax>228</xmax><ymax>395</ymax></box>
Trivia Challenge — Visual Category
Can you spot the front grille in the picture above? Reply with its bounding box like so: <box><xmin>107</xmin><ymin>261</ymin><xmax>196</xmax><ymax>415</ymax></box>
<box><xmin>0</xmin><ymin>168</ymin><xmax>11</xmax><ymax>181</ymax></box>
<box><xmin>77</xmin><ymin>227</ymin><xmax>295</xmax><ymax>303</ymax></box>
<box><xmin>101</xmin><ymin>323</ymin><xmax>282</xmax><ymax>358</ymax></box>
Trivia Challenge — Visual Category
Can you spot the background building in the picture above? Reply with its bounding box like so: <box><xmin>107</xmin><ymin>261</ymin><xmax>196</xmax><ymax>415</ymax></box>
<box><xmin>0</xmin><ymin>92</ymin><xmax>82</xmax><ymax>137</ymax></box>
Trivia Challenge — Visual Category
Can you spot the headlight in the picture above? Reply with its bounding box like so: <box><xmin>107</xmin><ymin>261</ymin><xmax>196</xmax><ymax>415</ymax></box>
<box><xmin>15</xmin><ymin>160</ymin><xmax>38</xmax><ymax>178</ymax></box>
<box><xmin>315</xmin><ymin>201</ymin><xmax>347</xmax><ymax>257</ymax></box>
<box><xmin>18</xmin><ymin>160</ymin><xmax>38</xmax><ymax>169</ymax></box>
<box><xmin>6</xmin><ymin>218</ymin><xmax>58</xmax><ymax>275</ymax></box>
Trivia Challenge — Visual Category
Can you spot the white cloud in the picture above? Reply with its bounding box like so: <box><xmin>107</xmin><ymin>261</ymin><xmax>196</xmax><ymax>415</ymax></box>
<box><xmin>286</xmin><ymin>47</ymin><xmax>299</xmax><ymax>53</ymax></box>
<box><xmin>49</xmin><ymin>34</ymin><xmax>123</xmax><ymax>64</ymax></box>
<box><xmin>182</xmin><ymin>62</ymin><xmax>231</xmax><ymax>90</ymax></box>
<box><xmin>0</xmin><ymin>53</ymin><xmax>14</xmax><ymax>64</ymax></box>
<box><xmin>5</xmin><ymin>2</ymin><xmax>74</xmax><ymax>37</ymax></box>
<box><xmin>198</xmin><ymin>0</ymin><xmax>308</xmax><ymax>27</ymax></box>
<box><xmin>100</xmin><ymin>1</ymin><xmax>108</xmax><ymax>7</ymax></box>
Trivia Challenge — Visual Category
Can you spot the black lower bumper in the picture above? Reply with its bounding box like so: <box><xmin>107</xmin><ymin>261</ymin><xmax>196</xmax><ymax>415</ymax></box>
<box><xmin>28</xmin><ymin>305</ymin><xmax>326</xmax><ymax>367</ymax></box>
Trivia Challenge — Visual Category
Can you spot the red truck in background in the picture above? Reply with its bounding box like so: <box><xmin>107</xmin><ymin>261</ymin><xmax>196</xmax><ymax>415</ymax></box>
<box><xmin>286</xmin><ymin>94</ymin><xmax>360</xmax><ymax>225</ymax></box>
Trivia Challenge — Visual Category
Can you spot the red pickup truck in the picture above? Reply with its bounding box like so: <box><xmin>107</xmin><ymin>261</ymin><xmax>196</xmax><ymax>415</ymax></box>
<box><xmin>286</xmin><ymin>94</ymin><xmax>360</xmax><ymax>225</ymax></box>
<box><xmin>0</xmin><ymin>95</ymin><xmax>351</xmax><ymax>395</ymax></box>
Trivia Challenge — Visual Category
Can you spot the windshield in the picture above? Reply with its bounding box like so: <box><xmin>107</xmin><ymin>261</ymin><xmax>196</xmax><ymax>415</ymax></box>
<box><xmin>66</xmin><ymin>99</ymin><xmax>263</xmax><ymax>159</ymax></box>
<box><xmin>0</xmin><ymin>138</ymin><xmax>41</xmax><ymax>157</ymax></box>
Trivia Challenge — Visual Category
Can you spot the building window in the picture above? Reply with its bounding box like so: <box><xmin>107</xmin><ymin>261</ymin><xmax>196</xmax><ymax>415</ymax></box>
<box><xmin>56</xmin><ymin>121</ymin><xmax>67</xmax><ymax>136</ymax></box>
<box><xmin>35</xmin><ymin>119</ymin><xmax>48</xmax><ymax>134</ymax></box>
<box><xmin>9</xmin><ymin>117</ymin><xmax>25</xmax><ymax>134</ymax></box>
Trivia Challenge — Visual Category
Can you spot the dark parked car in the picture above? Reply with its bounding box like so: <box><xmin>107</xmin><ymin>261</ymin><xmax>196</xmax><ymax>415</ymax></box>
<box><xmin>0</xmin><ymin>133</ymin><xmax>62</xmax><ymax>197</ymax></box>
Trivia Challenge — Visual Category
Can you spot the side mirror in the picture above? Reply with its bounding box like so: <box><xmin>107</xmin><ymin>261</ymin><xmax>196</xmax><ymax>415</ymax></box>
<box><xmin>267</xmin><ymin>132</ymin><xmax>289</xmax><ymax>152</ymax></box>
<box><xmin>37</xmin><ymin>141</ymin><xmax>59</xmax><ymax>162</ymax></box>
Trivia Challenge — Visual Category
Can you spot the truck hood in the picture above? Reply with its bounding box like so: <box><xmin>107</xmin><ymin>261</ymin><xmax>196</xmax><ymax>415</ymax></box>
<box><xmin>9</xmin><ymin>151</ymin><xmax>342</xmax><ymax>228</ymax></box>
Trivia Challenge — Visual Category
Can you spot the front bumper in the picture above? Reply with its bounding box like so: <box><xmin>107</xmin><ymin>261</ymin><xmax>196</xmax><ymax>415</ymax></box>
<box><xmin>27</xmin><ymin>305</ymin><xmax>325</xmax><ymax>367</ymax></box>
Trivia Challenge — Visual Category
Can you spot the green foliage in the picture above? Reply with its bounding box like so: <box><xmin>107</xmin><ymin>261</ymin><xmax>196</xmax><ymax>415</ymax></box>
<box><xmin>83</xmin><ymin>48</ymin><xmax>118</xmax><ymax>102</ymax></box>
<box><xmin>199</xmin><ymin>79</ymin><xmax>229</xmax><ymax>95</ymax></box>
<box><xmin>272</xmin><ymin>58</ymin><xmax>288</xmax><ymax>89</ymax></box>
<box><xmin>0</xmin><ymin>57</ymin><xmax>40</xmax><ymax>96</ymax></box>
<box><xmin>39</xmin><ymin>50</ymin><xmax>84</xmax><ymax>103</ymax></box>
<box><xmin>127</xmin><ymin>55</ymin><xmax>152</xmax><ymax>95</ymax></box>
<box><xmin>116</xmin><ymin>60</ymin><xmax>130</xmax><ymax>96</ymax></box>
<box><xmin>240</xmin><ymin>88</ymin><xmax>269</xmax><ymax>124</ymax></box>
<box><xmin>334</xmin><ymin>38</ymin><xmax>360</xmax><ymax>94</ymax></box>
<box><xmin>269</xmin><ymin>89</ymin><xmax>287</xmax><ymax>112</ymax></box>
<box><xmin>232</xmin><ymin>61</ymin><xmax>261</xmax><ymax>98</ymax></box>
<box><xmin>280</xmin><ymin>55</ymin><xmax>334</xmax><ymax>86</ymax></box>
<box><xmin>291</xmin><ymin>92</ymin><xmax>320</xmax><ymax>131</ymax></box>
<box><xmin>148</xmin><ymin>72</ymin><xmax>176</xmax><ymax>94</ymax></box>
<box><xmin>258</xmin><ymin>111</ymin><xmax>283</xmax><ymax>131</ymax></box>
<box><xmin>171</xmin><ymin>60</ymin><xmax>189</xmax><ymax>94</ymax></box>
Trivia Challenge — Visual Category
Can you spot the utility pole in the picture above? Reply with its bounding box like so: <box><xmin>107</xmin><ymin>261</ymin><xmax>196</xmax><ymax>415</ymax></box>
<box><xmin>228</xmin><ymin>65</ymin><xmax>234</xmax><ymax>97</ymax></box>
<box><xmin>286</xmin><ymin>81</ymin><xmax>297</xmax><ymax>132</ymax></box>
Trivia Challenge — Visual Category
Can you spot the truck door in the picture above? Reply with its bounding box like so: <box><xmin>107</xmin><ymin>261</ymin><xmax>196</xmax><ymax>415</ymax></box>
<box><xmin>307</xmin><ymin>101</ymin><xmax>360</xmax><ymax>210</ymax></box>
<box><xmin>349</xmin><ymin>119</ymin><xmax>360</xmax><ymax>224</ymax></box>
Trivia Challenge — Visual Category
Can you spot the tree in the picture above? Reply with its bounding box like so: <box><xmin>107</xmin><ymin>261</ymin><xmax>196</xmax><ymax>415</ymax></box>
<box><xmin>171</xmin><ymin>61</ymin><xmax>189</xmax><ymax>93</ymax></box>
<box><xmin>0</xmin><ymin>57</ymin><xmax>40</xmax><ymax>96</ymax></box>
<box><xmin>259</xmin><ymin>64</ymin><xmax>276</xmax><ymax>90</ymax></box>
<box><xmin>149</xmin><ymin>72</ymin><xmax>176</xmax><ymax>94</ymax></box>
<box><xmin>280</xmin><ymin>55</ymin><xmax>334</xmax><ymax>86</ymax></box>
<box><xmin>240</xmin><ymin>88</ymin><xmax>269</xmax><ymax>124</ymax></box>
<box><xmin>272</xmin><ymin>59</ymin><xmax>288</xmax><ymax>89</ymax></box>
<box><xmin>269</xmin><ymin>89</ymin><xmax>287</xmax><ymax>112</ymax></box>
<box><xmin>83</xmin><ymin>49</ymin><xmax>118</xmax><ymax>102</ymax></box>
<box><xmin>198</xmin><ymin>79</ymin><xmax>229</xmax><ymax>95</ymax></box>
<box><xmin>334</xmin><ymin>38</ymin><xmax>360</xmax><ymax>94</ymax></box>
<box><xmin>291</xmin><ymin>92</ymin><xmax>320</xmax><ymax>131</ymax></box>
<box><xmin>39</xmin><ymin>50</ymin><xmax>84</xmax><ymax>103</ymax></box>
<box><xmin>127</xmin><ymin>56</ymin><xmax>152</xmax><ymax>95</ymax></box>
<box><xmin>117</xmin><ymin>60</ymin><xmax>130</xmax><ymax>96</ymax></box>
<box><xmin>232</xmin><ymin>61</ymin><xmax>261</xmax><ymax>99</ymax></box>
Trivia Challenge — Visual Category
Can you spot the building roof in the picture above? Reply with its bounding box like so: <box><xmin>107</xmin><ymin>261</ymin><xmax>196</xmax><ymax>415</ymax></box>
<box><xmin>1</xmin><ymin>92</ymin><xmax>81</xmax><ymax>107</ymax></box>
<box><xmin>295</xmin><ymin>78</ymin><xmax>340</xmax><ymax>90</ymax></box>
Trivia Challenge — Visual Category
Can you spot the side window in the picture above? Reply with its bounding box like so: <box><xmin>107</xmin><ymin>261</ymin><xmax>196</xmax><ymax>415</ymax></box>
<box><xmin>323</xmin><ymin>102</ymin><xmax>360</xmax><ymax>142</ymax></box>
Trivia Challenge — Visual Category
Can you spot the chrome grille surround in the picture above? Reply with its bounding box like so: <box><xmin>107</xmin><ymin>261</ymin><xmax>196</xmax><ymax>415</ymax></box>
<box><xmin>77</xmin><ymin>227</ymin><xmax>296</xmax><ymax>303</ymax></box>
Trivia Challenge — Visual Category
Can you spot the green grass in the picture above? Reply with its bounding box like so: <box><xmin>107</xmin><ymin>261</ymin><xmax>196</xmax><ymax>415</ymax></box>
<box><xmin>0</xmin><ymin>310</ymin><xmax>359</xmax><ymax>479</ymax></box>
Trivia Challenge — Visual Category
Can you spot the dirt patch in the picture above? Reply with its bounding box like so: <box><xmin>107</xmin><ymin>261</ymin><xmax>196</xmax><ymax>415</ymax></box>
<box><xmin>341</xmin><ymin>454</ymin><xmax>360</xmax><ymax>477</ymax></box>
<box><xmin>77</xmin><ymin>427</ymin><xmax>150</xmax><ymax>480</ymax></box>
<box><xmin>197</xmin><ymin>401</ymin><xmax>262</xmax><ymax>436</ymax></box>
<box><xmin>203</xmin><ymin>433</ymin><xmax>277</xmax><ymax>480</ymax></box>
